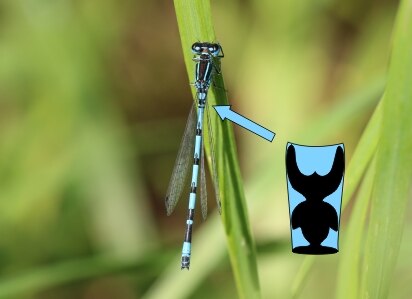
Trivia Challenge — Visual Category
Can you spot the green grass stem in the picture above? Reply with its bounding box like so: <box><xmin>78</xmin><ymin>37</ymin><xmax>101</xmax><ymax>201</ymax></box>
<box><xmin>173</xmin><ymin>1</ymin><xmax>261</xmax><ymax>298</ymax></box>
<box><xmin>361</xmin><ymin>0</ymin><xmax>412</xmax><ymax>297</ymax></box>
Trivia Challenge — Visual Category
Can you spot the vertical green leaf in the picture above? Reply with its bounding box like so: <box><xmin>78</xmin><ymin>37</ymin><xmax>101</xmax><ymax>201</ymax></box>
<box><xmin>361</xmin><ymin>0</ymin><xmax>412</xmax><ymax>297</ymax></box>
<box><xmin>173</xmin><ymin>1</ymin><xmax>261</xmax><ymax>298</ymax></box>
<box><xmin>336</xmin><ymin>158</ymin><xmax>376</xmax><ymax>299</ymax></box>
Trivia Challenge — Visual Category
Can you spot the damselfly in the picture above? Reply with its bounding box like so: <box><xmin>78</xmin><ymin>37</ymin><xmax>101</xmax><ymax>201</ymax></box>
<box><xmin>165</xmin><ymin>42</ymin><xmax>224</xmax><ymax>270</ymax></box>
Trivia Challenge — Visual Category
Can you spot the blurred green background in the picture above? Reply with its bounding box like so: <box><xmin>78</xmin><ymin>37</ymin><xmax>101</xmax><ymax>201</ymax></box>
<box><xmin>0</xmin><ymin>0</ymin><xmax>411</xmax><ymax>298</ymax></box>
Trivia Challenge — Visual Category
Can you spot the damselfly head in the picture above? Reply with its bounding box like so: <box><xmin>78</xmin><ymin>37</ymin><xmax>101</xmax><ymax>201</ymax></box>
<box><xmin>191</xmin><ymin>42</ymin><xmax>222</xmax><ymax>56</ymax></box>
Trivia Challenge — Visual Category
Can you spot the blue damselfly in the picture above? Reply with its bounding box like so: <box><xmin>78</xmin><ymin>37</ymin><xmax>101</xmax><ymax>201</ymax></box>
<box><xmin>165</xmin><ymin>42</ymin><xmax>224</xmax><ymax>269</ymax></box>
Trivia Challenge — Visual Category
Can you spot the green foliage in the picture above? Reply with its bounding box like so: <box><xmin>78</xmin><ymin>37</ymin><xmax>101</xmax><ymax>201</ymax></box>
<box><xmin>336</xmin><ymin>158</ymin><xmax>376</xmax><ymax>299</ymax></box>
<box><xmin>361</xmin><ymin>0</ymin><xmax>412</xmax><ymax>297</ymax></box>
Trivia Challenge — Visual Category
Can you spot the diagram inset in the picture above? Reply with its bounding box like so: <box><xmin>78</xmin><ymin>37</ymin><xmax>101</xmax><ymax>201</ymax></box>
<box><xmin>286</xmin><ymin>143</ymin><xmax>345</xmax><ymax>254</ymax></box>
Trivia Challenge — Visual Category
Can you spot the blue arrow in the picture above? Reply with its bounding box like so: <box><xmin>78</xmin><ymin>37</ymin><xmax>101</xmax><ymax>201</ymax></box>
<box><xmin>213</xmin><ymin>105</ymin><xmax>276</xmax><ymax>142</ymax></box>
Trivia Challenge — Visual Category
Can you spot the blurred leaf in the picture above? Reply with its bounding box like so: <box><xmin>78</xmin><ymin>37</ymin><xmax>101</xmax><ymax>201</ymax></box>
<box><xmin>0</xmin><ymin>253</ymin><xmax>170</xmax><ymax>299</ymax></box>
<box><xmin>0</xmin><ymin>0</ymin><xmax>154</xmax><ymax>285</ymax></box>
<box><xmin>336</xmin><ymin>157</ymin><xmax>376</xmax><ymax>299</ymax></box>
<box><xmin>300</xmin><ymin>76</ymin><xmax>384</xmax><ymax>144</ymax></box>
<box><xmin>361</xmin><ymin>0</ymin><xmax>412</xmax><ymax>297</ymax></box>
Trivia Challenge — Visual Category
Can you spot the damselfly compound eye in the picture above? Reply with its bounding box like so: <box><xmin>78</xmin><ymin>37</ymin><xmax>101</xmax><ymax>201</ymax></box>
<box><xmin>191</xmin><ymin>43</ymin><xmax>202</xmax><ymax>53</ymax></box>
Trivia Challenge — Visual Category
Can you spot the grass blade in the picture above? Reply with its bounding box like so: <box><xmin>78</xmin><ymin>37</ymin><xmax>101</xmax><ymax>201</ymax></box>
<box><xmin>361</xmin><ymin>0</ymin><xmax>412</xmax><ymax>297</ymax></box>
<box><xmin>173</xmin><ymin>1</ymin><xmax>261</xmax><ymax>298</ymax></box>
<box><xmin>336</xmin><ymin>158</ymin><xmax>376</xmax><ymax>299</ymax></box>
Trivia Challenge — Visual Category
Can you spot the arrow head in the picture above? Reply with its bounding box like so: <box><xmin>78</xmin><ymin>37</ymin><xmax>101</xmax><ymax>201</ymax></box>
<box><xmin>213</xmin><ymin>105</ymin><xmax>232</xmax><ymax>120</ymax></box>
